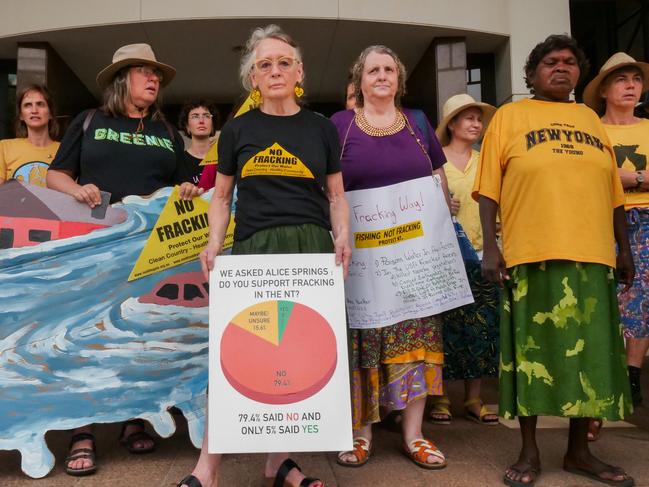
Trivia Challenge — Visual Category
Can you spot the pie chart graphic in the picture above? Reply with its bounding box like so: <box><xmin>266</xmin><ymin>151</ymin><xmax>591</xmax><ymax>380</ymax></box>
<box><xmin>220</xmin><ymin>300</ymin><xmax>337</xmax><ymax>404</ymax></box>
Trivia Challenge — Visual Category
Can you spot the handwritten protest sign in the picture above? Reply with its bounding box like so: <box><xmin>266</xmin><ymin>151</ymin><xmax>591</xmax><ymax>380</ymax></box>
<box><xmin>345</xmin><ymin>175</ymin><xmax>473</xmax><ymax>329</ymax></box>
<box><xmin>208</xmin><ymin>253</ymin><xmax>352</xmax><ymax>453</ymax></box>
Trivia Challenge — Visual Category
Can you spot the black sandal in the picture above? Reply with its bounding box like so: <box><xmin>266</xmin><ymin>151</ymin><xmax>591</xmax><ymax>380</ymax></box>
<box><xmin>119</xmin><ymin>418</ymin><xmax>156</xmax><ymax>454</ymax></box>
<box><xmin>65</xmin><ymin>432</ymin><xmax>97</xmax><ymax>476</ymax></box>
<box><xmin>178</xmin><ymin>474</ymin><xmax>203</xmax><ymax>487</ymax></box>
<box><xmin>266</xmin><ymin>458</ymin><xmax>322</xmax><ymax>487</ymax></box>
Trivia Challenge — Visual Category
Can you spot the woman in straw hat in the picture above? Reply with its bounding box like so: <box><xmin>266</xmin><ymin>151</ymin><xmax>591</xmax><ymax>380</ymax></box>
<box><xmin>331</xmin><ymin>45</ymin><xmax>449</xmax><ymax>471</ymax></box>
<box><xmin>428</xmin><ymin>93</ymin><xmax>500</xmax><ymax>427</ymax></box>
<box><xmin>47</xmin><ymin>43</ymin><xmax>202</xmax><ymax>207</ymax></box>
<box><xmin>46</xmin><ymin>43</ymin><xmax>202</xmax><ymax>476</ymax></box>
<box><xmin>181</xmin><ymin>24</ymin><xmax>350</xmax><ymax>487</ymax></box>
<box><xmin>474</xmin><ymin>34</ymin><xmax>634</xmax><ymax>486</ymax></box>
<box><xmin>583</xmin><ymin>52</ymin><xmax>649</xmax><ymax>438</ymax></box>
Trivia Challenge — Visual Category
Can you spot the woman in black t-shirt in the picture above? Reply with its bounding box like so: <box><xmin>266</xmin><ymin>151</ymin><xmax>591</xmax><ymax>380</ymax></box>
<box><xmin>178</xmin><ymin>25</ymin><xmax>350</xmax><ymax>487</ymax></box>
<box><xmin>178</xmin><ymin>100</ymin><xmax>220</xmax><ymax>185</ymax></box>
<box><xmin>46</xmin><ymin>43</ymin><xmax>202</xmax><ymax>477</ymax></box>
<box><xmin>47</xmin><ymin>44</ymin><xmax>202</xmax><ymax>206</ymax></box>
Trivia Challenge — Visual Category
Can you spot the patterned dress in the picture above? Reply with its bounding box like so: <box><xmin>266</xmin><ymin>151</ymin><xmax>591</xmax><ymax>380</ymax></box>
<box><xmin>442</xmin><ymin>152</ymin><xmax>499</xmax><ymax>381</ymax></box>
<box><xmin>331</xmin><ymin>109</ymin><xmax>447</xmax><ymax>428</ymax></box>
<box><xmin>473</xmin><ymin>99</ymin><xmax>632</xmax><ymax>419</ymax></box>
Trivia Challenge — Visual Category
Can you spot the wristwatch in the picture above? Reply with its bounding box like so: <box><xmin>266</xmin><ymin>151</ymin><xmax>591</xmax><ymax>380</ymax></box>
<box><xmin>636</xmin><ymin>171</ymin><xmax>645</xmax><ymax>188</ymax></box>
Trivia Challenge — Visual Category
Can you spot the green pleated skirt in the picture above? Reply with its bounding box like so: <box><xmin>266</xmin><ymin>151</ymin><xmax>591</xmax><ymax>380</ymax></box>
<box><xmin>499</xmin><ymin>260</ymin><xmax>632</xmax><ymax>420</ymax></box>
<box><xmin>232</xmin><ymin>223</ymin><xmax>334</xmax><ymax>255</ymax></box>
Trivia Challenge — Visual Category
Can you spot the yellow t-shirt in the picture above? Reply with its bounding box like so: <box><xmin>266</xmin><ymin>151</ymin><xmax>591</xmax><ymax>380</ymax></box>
<box><xmin>472</xmin><ymin>98</ymin><xmax>624</xmax><ymax>268</ymax></box>
<box><xmin>0</xmin><ymin>138</ymin><xmax>60</xmax><ymax>187</ymax></box>
<box><xmin>602</xmin><ymin>119</ymin><xmax>649</xmax><ymax>210</ymax></box>
<box><xmin>445</xmin><ymin>149</ymin><xmax>482</xmax><ymax>251</ymax></box>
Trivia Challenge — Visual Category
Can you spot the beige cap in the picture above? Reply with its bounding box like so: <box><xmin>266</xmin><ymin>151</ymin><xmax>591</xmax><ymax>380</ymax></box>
<box><xmin>96</xmin><ymin>43</ymin><xmax>176</xmax><ymax>89</ymax></box>
<box><xmin>435</xmin><ymin>93</ymin><xmax>496</xmax><ymax>146</ymax></box>
<box><xmin>582</xmin><ymin>52</ymin><xmax>649</xmax><ymax>113</ymax></box>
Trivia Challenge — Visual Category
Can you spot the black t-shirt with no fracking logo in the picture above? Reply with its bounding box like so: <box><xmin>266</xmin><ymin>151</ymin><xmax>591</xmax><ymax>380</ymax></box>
<box><xmin>217</xmin><ymin>108</ymin><xmax>341</xmax><ymax>241</ymax></box>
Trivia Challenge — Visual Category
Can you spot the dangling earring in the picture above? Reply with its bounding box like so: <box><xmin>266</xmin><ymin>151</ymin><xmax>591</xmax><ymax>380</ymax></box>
<box><xmin>250</xmin><ymin>87</ymin><xmax>262</xmax><ymax>105</ymax></box>
<box><xmin>294</xmin><ymin>83</ymin><xmax>305</xmax><ymax>98</ymax></box>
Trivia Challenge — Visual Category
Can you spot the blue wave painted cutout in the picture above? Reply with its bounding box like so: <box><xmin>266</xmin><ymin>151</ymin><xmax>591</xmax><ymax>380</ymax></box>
<box><xmin>0</xmin><ymin>187</ymin><xmax>216</xmax><ymax>478</ymax></box>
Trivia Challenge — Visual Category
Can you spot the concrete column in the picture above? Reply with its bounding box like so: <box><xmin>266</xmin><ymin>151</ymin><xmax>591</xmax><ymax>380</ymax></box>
<box><xmin>17</xmin><ymin>42</ymin><xmax>97</xmax><ymax>132</ymax></box>
<box><xmin>495</xmin><ymin>0</ymin><xmax>571</xmax><ymax>105</ymax></box>
<box><xmin>406</xmin><ymin>37</ymin><xmax>467</xmax><ymax>126</ymax></box>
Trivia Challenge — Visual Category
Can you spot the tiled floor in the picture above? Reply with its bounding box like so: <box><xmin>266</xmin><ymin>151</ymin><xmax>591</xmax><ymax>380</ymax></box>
<box><xmin>2</xmin><ymin>377</ymin><xmax>648</xmax><ymax>486</ymax></box>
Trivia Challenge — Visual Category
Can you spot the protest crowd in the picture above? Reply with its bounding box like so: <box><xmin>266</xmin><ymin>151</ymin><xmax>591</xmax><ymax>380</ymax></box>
<box><xmin>2</xmin><ymin>22</ymin><xmax>649</xmax><ymax>487</ymax></box>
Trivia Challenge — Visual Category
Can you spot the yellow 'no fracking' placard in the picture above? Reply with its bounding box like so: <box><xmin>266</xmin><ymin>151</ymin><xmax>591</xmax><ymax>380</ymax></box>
<box><xmin>199</xmin><ymin>93</ymin><xmax>256</xmax><ymax>167</ymax></box>
<box><xmin>198</xmin><ymin>142</ymin><xmax>218</xmax><ymax>167</ymax></box>
<box><xmin>128</xmin><ymin>186</ymin><xmax>211</xmax><ymax>281</ymax></box>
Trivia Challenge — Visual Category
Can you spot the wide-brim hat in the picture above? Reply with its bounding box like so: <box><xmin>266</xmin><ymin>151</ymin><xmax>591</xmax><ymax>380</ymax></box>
<box><xmin>583</xmin><ymin>52</ymin><xmax>649</xmax><ymax>113</ymax></box>
<box><xmin>435</xmin><ymin>93</ymin><xmax>496</xmax><ymax>146</ymax></box>
<box><xmin>96</xmin><ymin>43</ymin><xmax>176</xmax><ymax>89</ymax></box>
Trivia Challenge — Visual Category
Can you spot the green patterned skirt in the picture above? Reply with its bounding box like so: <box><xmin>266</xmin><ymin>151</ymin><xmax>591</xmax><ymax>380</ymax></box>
<box><xmin>500</xmin><ymin>260</ymin><xmax>632</xmax><ymax>420</ymax></box>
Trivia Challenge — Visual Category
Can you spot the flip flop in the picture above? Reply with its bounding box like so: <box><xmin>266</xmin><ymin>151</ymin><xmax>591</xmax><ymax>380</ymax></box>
<box><xmin>503</xmin><ymin>464</ymin><xmax>541</xmax><ymax>487</ymax></box>
<box><xmin>336</xmin><ymin>436</ymin><xmax>372</xmax><ymax>467</ymax></box>
<box><xmin>564</xmin><ymin>464</ymin><xmax>634</xmax><ymax>486</ymax></box>
<box><xmin>402</xmin><ymin>438</ymin><xmax>446</xmax><ymax>469</ymax></box>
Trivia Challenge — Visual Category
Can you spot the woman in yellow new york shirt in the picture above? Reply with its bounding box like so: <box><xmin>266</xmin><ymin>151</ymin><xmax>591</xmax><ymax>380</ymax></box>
<box><xmin>474</xmin><ymin>35</ymin><xmax>634</xmax><ymax>487</ymax></box>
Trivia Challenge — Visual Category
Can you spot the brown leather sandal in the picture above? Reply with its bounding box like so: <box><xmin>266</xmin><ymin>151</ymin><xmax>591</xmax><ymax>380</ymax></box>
<box><xmin>65</xmin><ymin>432</ymin><xmax>97</xmax><ymax>476</ymax></box>
<box><xmin>119</xmin><ymin>418</ymin><xmax>156</xmax><ymax>454</ymax></box>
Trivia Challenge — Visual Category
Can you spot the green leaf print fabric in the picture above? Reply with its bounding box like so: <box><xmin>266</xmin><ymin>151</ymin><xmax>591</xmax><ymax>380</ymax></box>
<box><xmin>499</xmin><ymin>261</ymin><xmax>632</xmax><ymax>420</ymax></box>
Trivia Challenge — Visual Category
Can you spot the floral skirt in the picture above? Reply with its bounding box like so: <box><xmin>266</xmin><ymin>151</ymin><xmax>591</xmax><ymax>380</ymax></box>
<box><xmin>499</xmin><ymin>260</ymin><xmax>632</xmax><ymax>420</ymax></box>
<box><xmin>350</xmin><ymin>316</ymin><xmax>443</xmax><ymax>429</ymax></box>
<box><xmin>618</xmin><ymin>208</ymin><xmax>649</xmax><ymax>338</ymax></box>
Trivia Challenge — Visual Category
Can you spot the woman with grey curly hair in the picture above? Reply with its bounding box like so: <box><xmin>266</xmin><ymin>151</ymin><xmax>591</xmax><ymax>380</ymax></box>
<box><xmin>179</xmin><ymin>24</ymin><xmax>350</xmax><ymax>487</ymax></box>
<box><xmin>331</xmin><ymin>44</ymin><xmax>450</xmax><ymax>471</ymax></box>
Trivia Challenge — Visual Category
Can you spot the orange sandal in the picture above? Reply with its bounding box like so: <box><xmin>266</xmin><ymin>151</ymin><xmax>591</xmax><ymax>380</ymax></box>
<box><xmin>336</xmin><ymin>437</ymin><xmax>372</xmax><ymax>467</ymax></box>
<box><xmin>402</xmin><ymin>438</ymin><xmax>446</xmax><ymax>470</ymax></box>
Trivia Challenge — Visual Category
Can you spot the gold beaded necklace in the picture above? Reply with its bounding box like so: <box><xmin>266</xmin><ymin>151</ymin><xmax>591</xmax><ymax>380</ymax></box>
<box><xmin>354</xmin><ymin>108</ymin><xmax>405</xmax><ymax>137</ymax></box>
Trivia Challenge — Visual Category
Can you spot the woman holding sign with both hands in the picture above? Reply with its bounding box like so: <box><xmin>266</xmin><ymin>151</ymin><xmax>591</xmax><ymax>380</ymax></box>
<box><xmin>184</xmin><ymin>25</ymin><xmax>350</xmax><ymax>487</ymax></box>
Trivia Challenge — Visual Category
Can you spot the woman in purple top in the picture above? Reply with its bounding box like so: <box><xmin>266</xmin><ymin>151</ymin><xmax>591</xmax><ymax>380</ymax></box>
<box><xmin>332</xmin><ymin>45</ymin><xmax>450</xmax><ymax>470</ymax></box>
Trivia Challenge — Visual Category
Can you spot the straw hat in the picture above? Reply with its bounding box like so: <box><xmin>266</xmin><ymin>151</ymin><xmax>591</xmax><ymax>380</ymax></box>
<box><xmin>435</xmin><ymin>94</ymin><xmax>496</xmax><ymax>146</ymax></box>
<box><xmin>96</xmin><ymin>43</ymin><xmax>176</xmax><ymax>89</ymax></box>
<box><xmin>583</xmin><ymin>52</ymin><xmax>649</xmax><ymax>112</ymax></box>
